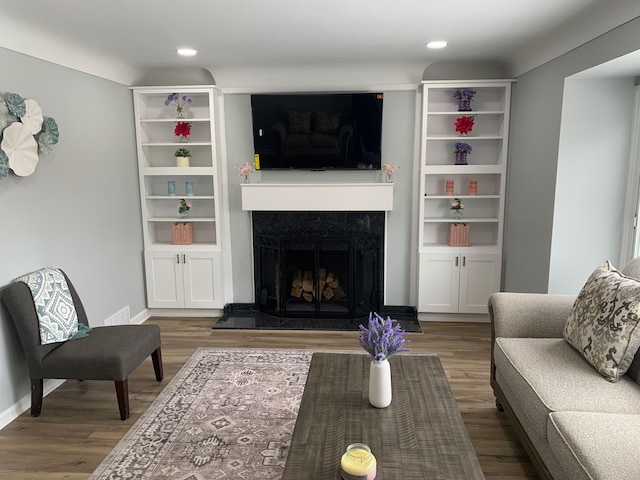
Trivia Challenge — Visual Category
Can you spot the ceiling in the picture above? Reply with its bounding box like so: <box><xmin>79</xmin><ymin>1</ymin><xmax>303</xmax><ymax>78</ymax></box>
<box><xmin>0</xmin><ymin>0</ymin><xmax>639</xmax><ymax>86</ymax></box>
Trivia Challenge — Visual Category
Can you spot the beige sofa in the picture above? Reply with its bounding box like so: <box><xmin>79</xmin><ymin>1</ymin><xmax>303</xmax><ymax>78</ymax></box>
<box><xmin>489</xmin><ymin>259</ymin><xmax>640</xmax><ymax>480</ymax></box>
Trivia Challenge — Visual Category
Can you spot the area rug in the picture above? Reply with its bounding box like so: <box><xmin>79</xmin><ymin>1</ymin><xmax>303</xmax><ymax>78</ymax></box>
<box><xmin>88</xmin><ymin>348</ymin><xmax>314</xmax><ymax>480</ymax></box>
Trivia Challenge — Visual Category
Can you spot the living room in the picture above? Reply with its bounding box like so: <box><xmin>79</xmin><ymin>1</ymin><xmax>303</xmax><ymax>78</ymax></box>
<box><xmin>1</xmin><ymin>1</ymin><xmax>640</xmax><ymax>478</ymax></box>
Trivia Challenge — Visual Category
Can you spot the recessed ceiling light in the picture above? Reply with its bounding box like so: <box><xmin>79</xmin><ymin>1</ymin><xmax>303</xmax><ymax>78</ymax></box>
<box><xmin>426</xmin><ymin>41</ymin><xmax>448</xmax><ymax>49</ymax></box>
<box><xmin>177</xmin><ymin>48</ymin><xmax>197</xmax><ymax>57</ymax></box>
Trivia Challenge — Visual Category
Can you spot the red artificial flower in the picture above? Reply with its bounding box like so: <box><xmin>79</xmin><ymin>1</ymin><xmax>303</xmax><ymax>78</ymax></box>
<box><xmin>454</xmin><ymin>116</ymin><xmax>475</xmax><ymax>135</ymax></box>
<box><xmin>174</xmin><ymin>121</ymin><xmax>191</xmax><ymax>139</ymax></box>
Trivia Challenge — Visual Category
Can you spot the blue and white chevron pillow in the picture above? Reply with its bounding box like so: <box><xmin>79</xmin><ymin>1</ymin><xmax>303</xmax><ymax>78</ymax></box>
<box><xmin>16</xmin><ymin>268</ymin><xmax>79</xmax><ymax>345</ymax></box>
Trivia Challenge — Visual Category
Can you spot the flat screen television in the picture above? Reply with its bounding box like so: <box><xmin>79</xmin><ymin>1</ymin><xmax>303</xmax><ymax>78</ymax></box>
<box><xmin>250</xmin><ymin>92</ymin><xmax>383</xmax><ymax>170</ymax></box>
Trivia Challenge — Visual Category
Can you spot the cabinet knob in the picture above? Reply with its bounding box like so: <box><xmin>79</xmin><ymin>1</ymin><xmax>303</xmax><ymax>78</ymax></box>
<box><xmin>176</xmin><ymin>254</ymin><xmax>180</xmax><ymax>264</ymax></box>
<box><xmin>183</xmin><ymin>254</ymin><xmax>186</xmax><ymax>263</ymax></box>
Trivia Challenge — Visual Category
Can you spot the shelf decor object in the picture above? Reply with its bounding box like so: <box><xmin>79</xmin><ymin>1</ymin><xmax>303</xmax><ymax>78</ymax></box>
<box><xmin>454</xmin><ymin>142</ymin><xmax>472</xmax><ymax>165</ymax></box>
<box><xmin>178</xmin><ymin>199</ymin><xmax>191</xmax><ymax>218</ymax></box>
<box><xmin>448</xmin><ymin>223</ymin><xmax>470</xmax><ymax>247</ymax></box>
<box><xmin>454</xmin><ymin>115</ymin><xmax>475</xmax><ymax>136</ymax></box>
<box><xmin>469</xmin><ymin>179</ymin><xmax>478</xmax><ymax>195</ymax></box>
<box><xmin>164</xmin><ymin>93</ymin><xmax>192</xmax><ymax>118</ymax></box>
<box><xmin>450</xmin><ymin>198</ymin><xmax>464</xmax><ymax>220</ymax></box>
<box><xmin>172</xmin><ymin>222</ymin><xmax>193</xmax><ymax>245</ymax></box>
<box><xmin>174</xmin><ymin>147</ymin><xmax>191</xmax><ymax>167</ymax></box>
<box><xmin>453</xmin><ymin>88</ymin><xmax>476</xmax><ymax>111</ymax></box>
<box><xmin>174</xmin><ymin>121</ymin><xmax>191</xmax><ymax>143</ymax></box>
<box><xmin>445</xmin><ymin>179</ymin><xmax>454</xmax><ymax>195</ymax></box>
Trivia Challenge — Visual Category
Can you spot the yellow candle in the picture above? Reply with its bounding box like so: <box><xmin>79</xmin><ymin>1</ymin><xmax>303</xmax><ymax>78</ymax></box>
<box><xmin>340</xmin><ymin>443</ymin><xmax>377</xmax><ymax>480</ymax></box>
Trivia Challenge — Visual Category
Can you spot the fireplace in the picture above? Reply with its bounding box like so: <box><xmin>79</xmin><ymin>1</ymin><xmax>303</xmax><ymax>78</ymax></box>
<box><xmin>252</xmin><ymin>211</ymin><xmax>384</xmax><ymax>318</ymax></box>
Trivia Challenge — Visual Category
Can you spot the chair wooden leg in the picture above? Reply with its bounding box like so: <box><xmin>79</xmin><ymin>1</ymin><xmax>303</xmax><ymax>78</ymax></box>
<box><xmin>30</xmin><ymin>379</ymin><xmax>43</xmax><ymax>417</ymax></box>
<box><xmin>114</xmin><ymin>379</ymin><xmax>129</xmax><ymax>421</ymax></box>
<box><xmin>152</xmin><ymin>347</ymin><xmax>164</xmax><ymax>381</ymax></box>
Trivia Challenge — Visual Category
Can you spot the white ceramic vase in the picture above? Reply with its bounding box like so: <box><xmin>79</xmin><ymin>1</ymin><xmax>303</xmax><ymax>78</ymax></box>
<box><xmin>176</xmin><ymin>156</ymin><xmax>190</xmax><ymax>167</ymax></box>
<box><xmin>369</xmin><ymin>359</ymin><xmax>392</xmax><ymax>408</ymax></box>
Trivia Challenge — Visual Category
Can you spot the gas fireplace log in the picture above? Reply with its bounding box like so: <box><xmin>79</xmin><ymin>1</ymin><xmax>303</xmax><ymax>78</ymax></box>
<box><xmin>333</xmin><ymin>287</ymin><xmax>346</xmax><ymax>299</ymax></box>
<box><xmin>318</xmin><ymin>268</ymin><xmax>326</xmax><ymax>298</ymax></box>
<box><xmin>322</xmin><ymin>285</ymin><xmax>335</xmax><ymax>300</ymax></box>
<box><xmin>290</xmin><ymin>286</ymin><xmax>303</xmax><ymax>298</ymax></box>
<box><xmin>302</xmin><ymin>271</ymin><xmax>314</xmax><ymax>293</ymax></box>
<box><xmin>302</xmin><ymin>292</ymin><xmax>314</xmax><ymax>302</ymax></box>
<box><xmin>292</xmin><ymin>270</ymin><xmax>303</xmax><ymax>289</ymax></box>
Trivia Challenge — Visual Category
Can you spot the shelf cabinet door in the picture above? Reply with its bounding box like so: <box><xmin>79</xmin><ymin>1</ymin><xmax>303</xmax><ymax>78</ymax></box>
<box><xmin>145</xmin><ymin>251</ymin><xmax>185</xmax><ymax>308</ymax></box>
<box><xmin>182</xmin><ymin>251</ymin><xmax>220</xmax><ymax>308</ymax></box>
<box><xmin>418</xmin><ymin>252</ymin><xmax>500</xmax><ymax>314</ymax></box>
<box><xmin>458</xmin><ymin>253</ymin><xmax>501</xmax><ymax>314</ymax></box>
<box><xmin>418</xmin><ymin>252</ymin><xmax>460</xmax><ymax>313</ymax></box>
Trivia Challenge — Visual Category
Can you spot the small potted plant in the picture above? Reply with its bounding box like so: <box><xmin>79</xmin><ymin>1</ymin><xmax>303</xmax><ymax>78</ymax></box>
<box><xmin>450</xmin><ymin>198</ymin><xmax>464</xmax><ymax>219</ymax></box>
<box><xmin>454</xmin><ymin>142</ymin><xmax>472</xmax><ymax>165</ymax></box>
<box><xmin>453</xmin><ymin>88</ymin><xmax>476</xmax><ymax>111</ymax></box>
<box><xmin>175</xmin><ymin>147</ymin><xmax>191</xmax><ymax>167</ymax></box>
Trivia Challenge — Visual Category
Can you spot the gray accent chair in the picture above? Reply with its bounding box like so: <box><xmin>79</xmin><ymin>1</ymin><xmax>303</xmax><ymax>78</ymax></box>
<box><xmin>1</xmin><ymin>270</ymin><xmax>163</xmax><ymax>420</ymax></box>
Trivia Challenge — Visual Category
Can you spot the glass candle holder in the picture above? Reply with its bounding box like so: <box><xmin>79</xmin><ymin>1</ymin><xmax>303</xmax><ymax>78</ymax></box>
<box><xmin>340</xmin><ymin>443</ymin><xmax>376</xmax><ymax>480</ymax></box>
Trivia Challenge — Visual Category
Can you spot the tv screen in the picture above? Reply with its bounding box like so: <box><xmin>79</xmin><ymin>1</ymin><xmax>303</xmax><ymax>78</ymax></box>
<box><xmin>250</xmin><ymin>92</ymin><xmax>383</xmax><ymax>170</ymax></box>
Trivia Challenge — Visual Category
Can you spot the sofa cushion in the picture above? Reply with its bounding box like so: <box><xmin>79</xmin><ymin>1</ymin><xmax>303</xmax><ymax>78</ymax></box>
<box><xmin>287</xmin><ymin>110</ymin><xmax>311</xmax><ymax>134</ymax></box>
<box><xmin>564</xmin><ymin>261</ymin><xmax>640</xmax><ymax>382</ymax></box>
<box><xmin>547</xmin><ymin>411</ymin><xmax>640</xmax><ymax>480</ymax></box>
<box><xmin>315</xmin><ymin>111</ymin><xmax>341</xmax><ymax>134</ymax></box>
<box><xmin>494</xmin><ymin>337</ymin><xmax>640</xmax><ymax>442</ymax></box>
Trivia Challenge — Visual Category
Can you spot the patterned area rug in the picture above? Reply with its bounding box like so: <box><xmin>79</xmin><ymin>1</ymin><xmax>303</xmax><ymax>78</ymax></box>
<box><xmin>89</xmin><ymin>348</ymin><xmax>314</xmax><ymax>480</ymax></box>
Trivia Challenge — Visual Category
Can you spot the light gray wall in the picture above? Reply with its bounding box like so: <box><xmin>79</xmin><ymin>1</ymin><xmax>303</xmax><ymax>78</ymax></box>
<box><xmin>548</xmin><ymin>78</ymin><xmax>634</xmax><ymax>293</ymax></box>
<box><xmin>223</xmin><ymin>90</ymin><xmax>417</xmax><ymax>305</ymax></box>
<box><xmin>0</xmin><ymin>48</ymin><xmax>144</xmax><ymax>419</ymax></box>
<box><xmin>504</xmin><ymin>17</ymin><xmax>640</xmax><ymax>293</ymax></box>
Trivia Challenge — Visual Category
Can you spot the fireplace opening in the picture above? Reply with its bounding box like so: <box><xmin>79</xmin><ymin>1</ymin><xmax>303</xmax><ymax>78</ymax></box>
<box><xmin>252</xmin><ymin>211</ymin><xmax>384</xmax><ymax>318</ymax></box>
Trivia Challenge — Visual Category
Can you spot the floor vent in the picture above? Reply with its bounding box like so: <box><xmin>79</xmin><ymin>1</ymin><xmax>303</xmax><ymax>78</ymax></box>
<box><xmin>104</xmin><ymin>306</ymin><xmax>130</xmax><ymax>326</ymax></box>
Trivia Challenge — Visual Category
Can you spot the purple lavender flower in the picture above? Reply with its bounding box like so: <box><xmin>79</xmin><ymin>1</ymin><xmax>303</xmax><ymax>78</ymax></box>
<box><xmin>358</xmin><ymin>312</ymin><xmax>409</xmax><ymax>361</ymax></box>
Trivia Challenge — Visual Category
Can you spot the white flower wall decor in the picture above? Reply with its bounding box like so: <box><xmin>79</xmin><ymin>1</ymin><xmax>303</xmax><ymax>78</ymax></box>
<box><xmin>0</xmin><ymin>91</ymin><xmax>59</xmax><ymax>178</ymax></box>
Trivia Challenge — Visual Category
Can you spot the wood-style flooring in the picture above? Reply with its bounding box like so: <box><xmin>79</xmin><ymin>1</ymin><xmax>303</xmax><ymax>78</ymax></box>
<box><xmin>0</xmin><ymin>318</ymin><xmax>539</xmax><ymax>479</ymax></box>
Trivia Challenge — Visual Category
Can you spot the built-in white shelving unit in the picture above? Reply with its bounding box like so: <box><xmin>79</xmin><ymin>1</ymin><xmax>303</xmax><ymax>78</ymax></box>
<box><xmin>132</xmin><ymin>86</ymin><xmax>223</xmax><ymax>309</ymax></box>
<box><xmin>417</xmin><ymin>80</ymin><xmax>513</xmax><ymax>314</ymax></box>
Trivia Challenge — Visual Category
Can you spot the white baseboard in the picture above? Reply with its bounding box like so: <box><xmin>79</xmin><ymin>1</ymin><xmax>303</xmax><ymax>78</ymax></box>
<box><xmin>0</xmin><ymin>379</ymin><xmax>65</xmax><ymax>430</ymax></box>
<box><xmin>145</xmin><ymin>308</ymin><xmax>223</xmax><ymax>318</ymax></box>
<box><xmin>418</xmin><ymin>312</ymin><xmax>490</xmax><ymax>323</ymax></box>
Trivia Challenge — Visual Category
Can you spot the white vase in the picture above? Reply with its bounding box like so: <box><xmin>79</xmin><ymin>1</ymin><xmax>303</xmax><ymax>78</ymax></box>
<box><xmin>176</xmin><ymin>156</ymin><xmax>190</xmax><ymax>167</ymax></box>
<box><xmin>368</xmin><ymin>359</ymin><xmax>392</xmax><ymax>408</ymax></box>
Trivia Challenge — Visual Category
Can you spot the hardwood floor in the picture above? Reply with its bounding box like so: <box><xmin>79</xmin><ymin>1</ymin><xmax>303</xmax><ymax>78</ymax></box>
<box><xmin>0</xmin><ymin>318</ymin><xmax>539</xmax><ymax>479</ymax></box>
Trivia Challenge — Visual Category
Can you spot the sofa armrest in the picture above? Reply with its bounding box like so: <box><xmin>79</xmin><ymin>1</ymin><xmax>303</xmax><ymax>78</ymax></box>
<box><xmin>489</xmin><ymin>292</ymin><xmax>576</xmax><ymax>339</ymax></box>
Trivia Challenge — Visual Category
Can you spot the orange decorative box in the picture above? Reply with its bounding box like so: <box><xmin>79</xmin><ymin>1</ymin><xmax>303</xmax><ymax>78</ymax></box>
<box><xmin>448</xmin><ymin>223</ymin><xmax>470</xmax><ymax>247</ymax></box>
<box><xmin>172</xmin><ymin>222</ymin><xmax>193</xmax><ymax>245</ymax></box>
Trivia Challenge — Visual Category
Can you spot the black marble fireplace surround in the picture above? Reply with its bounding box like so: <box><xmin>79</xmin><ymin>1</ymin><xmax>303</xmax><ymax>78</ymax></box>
<box><xmin>214</xmin><ymin>210</ymin><xmax>420</xmax><ymax>331</ymax></box>
<box><xmin>253</xmin><ymin>211</ymin><xmax>384</xmax><ymax>318</ymax></box>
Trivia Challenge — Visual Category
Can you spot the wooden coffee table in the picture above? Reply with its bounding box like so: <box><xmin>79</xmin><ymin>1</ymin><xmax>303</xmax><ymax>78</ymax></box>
<box><xmin>282</xmin><ymin>352</ymin><xmax>485</xmax><ymax>479</ymax></box>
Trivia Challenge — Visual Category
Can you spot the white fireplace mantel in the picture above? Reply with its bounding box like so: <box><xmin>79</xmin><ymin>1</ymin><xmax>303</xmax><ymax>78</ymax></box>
<box><xmin>240</xmin><ymin>183</ymin><xmax>394</xmax><ymax>211</ymax></box>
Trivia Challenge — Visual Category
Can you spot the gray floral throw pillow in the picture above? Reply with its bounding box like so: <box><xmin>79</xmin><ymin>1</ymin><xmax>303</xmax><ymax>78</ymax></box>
<box><xmin>564</xmin><ymin>261</ymin><xmax>640</xmax><ymax>382</ymax></box>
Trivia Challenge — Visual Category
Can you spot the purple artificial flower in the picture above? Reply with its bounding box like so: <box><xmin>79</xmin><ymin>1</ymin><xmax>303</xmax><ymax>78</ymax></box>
<box><xmin>454</xmin><ymin>142</ymin><xmax>472</xmax><ymax>153</ymax></box>
<box><xmin>165</xmin><ymin>93</ymin><xmax>191</xmax><ymax>107</ymax></box>
<box><xmin>453</xmin><ymin>88</ymin><xmax>476</xmax><ymax>100</ymax></box>
<box><xmin>358</xmin><ymin>312</ymin><xmax>409</xmax><ymax>362</ymax></box>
